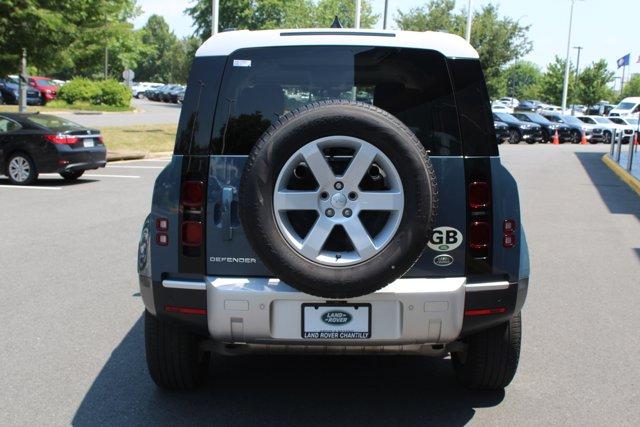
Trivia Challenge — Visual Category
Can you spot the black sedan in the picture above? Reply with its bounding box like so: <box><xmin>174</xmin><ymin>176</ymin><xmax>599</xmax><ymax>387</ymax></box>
<box><xmin>512</xmin><ymin>112</ymin><xmax>572</xmax><ymax>143</ymax></box>
<box><xmin>0</xmin><ymin>77</ymin><xmax>42</xmax><ymax>105</ymax></box>
<box><xmin>494</xmin><ymin>121</ymin><xmax>510</xmax><ymax>144</ymax></box>
<box><xmin>493</xmin><ymin>112</ymin><xmax>543</xmax><ymax>144</ymax></box>
<box><xmin>0</xmin><ymin>113</ymin><xmax>106</xmax><ymax>185</ymax></box>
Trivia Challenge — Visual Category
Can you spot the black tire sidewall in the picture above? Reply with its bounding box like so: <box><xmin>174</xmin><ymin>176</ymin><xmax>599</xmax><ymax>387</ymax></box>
<box><xmin>240</xmin><ymin>102</ymin><xmax>436</xmax><ymax>298</ymax></box>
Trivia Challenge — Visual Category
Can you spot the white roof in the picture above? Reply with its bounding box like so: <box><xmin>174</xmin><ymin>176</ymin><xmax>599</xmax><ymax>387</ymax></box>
<box><xmin>196</xmin><ymin>28</ymin><xmax>479</xmax><ymax>59</ymax></box>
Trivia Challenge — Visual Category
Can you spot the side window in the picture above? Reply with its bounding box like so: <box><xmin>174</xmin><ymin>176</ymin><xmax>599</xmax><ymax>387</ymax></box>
<box><xmin>448</xmin><ymin>59</ymin><xmax>498</xmax><ymax>156</ymax></box>
<box><xmin>0</xmin><ymin>118</ymin><xmax>21</xmax><ymax>133</ymax></box>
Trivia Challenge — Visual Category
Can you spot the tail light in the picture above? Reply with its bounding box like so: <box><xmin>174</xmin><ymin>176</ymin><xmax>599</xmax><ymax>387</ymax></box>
<box><xmin>97</xmin><ymin>135</ymin><xmax>104</xmax><ymax>143</ymax></box>
<box><xmin>181</xmin><ymin>181</ymin><xmax>204</xmax><ymax>207</ymax></box>
<box><xmin>45</xmin><ymin>134</ymin><xmax>79</xmax><ymax>145</ymax></box>
<box><xmin>503</xmin><ymin>219</ymin><xmax>517</xmax><ymax>248</ymax></box>
<box><xmin>181</xmin><ymin>221</ymin><xmax>203</xmax><ymax>246</ymax></box>
<box><xmin>469</xmin><ymin>182</ymin><xmax>491</xmax><ymax>210</ymax></box>
<box><xmin>465</xmin><ymin>307</ymin><xmax>507</xmax><ymax>316</ymax></box>
<box><xmin>469</xmin><ymin>221</ymin><xmax>491</xmax><ymax>250</ymax></box>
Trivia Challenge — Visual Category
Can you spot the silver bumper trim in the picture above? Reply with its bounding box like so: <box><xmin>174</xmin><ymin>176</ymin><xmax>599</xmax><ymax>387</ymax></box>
<box><xmin>162</xmin><ymin>279</ymin><xmax>207</xmax><ymax>290</ymax></box>
<box><xmin>464</xmin><ymin>281</ymin><xmax>509</xmax><ymax>292</ymax></box>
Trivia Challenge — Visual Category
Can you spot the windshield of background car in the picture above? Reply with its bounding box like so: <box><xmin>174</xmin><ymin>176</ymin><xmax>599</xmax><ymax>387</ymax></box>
<box><xmin>578</xmin><ymin>117</ymin><xmax>596</xmax><ymax>124</ymax></box>
<box><xmin>627</xmin><ymin>118</ymin><xmax>638</xmax><ymax>125</ymax></box>
<box><xmin>211</xmin><ymin>46</ymin><xmax>463</xmax><ymax>156</ymax></box>
<box><xmin>28</xmin><ymin>115</ymin><xmax>84</xmax><ymax>130</ymax></box>
<box><xmin>615</xmin><ymin>102</ymin><xmax>635</xmax><ymax>110</ymax></box>
<box><xmin>594</xmin><ymin>117</ymin><xmax>612</xmax><ymax>124</ymax></box>
<box><xmin>513</xmin><ymin>114</ymin><xmax>532</xmax><ymax>122</ymax></box>
<box><xmin>495</xmin><ymin>113</ymin><xmax>518</xmax><ymax>123</ymax></box>
<box><xmin>562</xmin><ymin>116</ymin><xmax>583</xmax><ymax>125</ymax></box>
<box><xmin>35</xmin><ymin>79</ymin><xmax>53</xmax><ymax>86</ymax></box>
<box><xmin>527</xmin><ymin>113</ymin><xmax>551</xmax><ymax>123</ymax></box>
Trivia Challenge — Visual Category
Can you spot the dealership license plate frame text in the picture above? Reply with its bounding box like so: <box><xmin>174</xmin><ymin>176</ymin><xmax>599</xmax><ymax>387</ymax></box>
<box><xmin>301</xmin><ymin>303</ymin><xmax>371</xmax><ymax>339</ymax></box>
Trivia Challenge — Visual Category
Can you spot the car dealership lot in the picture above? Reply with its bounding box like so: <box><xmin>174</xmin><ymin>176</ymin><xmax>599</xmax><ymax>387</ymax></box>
<box><xmin>1</xmin><ymin>146</ymin><xmax>639</xmax><ymax>425</ymax></box>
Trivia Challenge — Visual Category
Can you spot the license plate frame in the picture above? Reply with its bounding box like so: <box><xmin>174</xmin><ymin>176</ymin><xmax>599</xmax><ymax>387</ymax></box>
<box><xmin>301</xmin><ymin>303</ymin><xmax>371</xmax><ymax>340</ymax></box>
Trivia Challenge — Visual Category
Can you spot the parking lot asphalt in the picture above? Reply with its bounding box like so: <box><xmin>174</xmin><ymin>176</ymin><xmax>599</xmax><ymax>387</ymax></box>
<box><xmin>1</xmin><ymin>145</ymin><xmax>639</xmax><ymax>426</ymax></box>
<box><xmin>55</xmin><ymin>99</ymin><xmax>180</xmax><ymax>127</ymax></box>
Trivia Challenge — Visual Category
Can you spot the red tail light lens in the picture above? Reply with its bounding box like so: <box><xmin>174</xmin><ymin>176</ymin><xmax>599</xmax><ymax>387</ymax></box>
<box><xmin>465</xmin><ymin>307</ymin><xmax>507</xmax><ymax>316</ymax></box>
<box><xmin>165</xmin><ymin>305</ymin><xmax>206</xmax><ymax>315</ymax></box>
<box><xmin>45</xmin><ymin>134</ymin><xmax>79</xmax><ymax>145</ymax></box>
<box><xmin>469</xmin><ymin>182</ymin><xmax>491</xmax><ymax>209</ymax></box>
<box><xmin>181</xmin><ymin>221</ymin><xmax>202</xmax><ymax>246</ymax></box>
<box><xmin>181</xmin><ymin>181</ymin><xmax>204</xmax><ymax>207</ymax></box>
<box><xmin>469</xmin><ymin>221</ymin><xmax>491</xmax><ymax>250</ymax></box>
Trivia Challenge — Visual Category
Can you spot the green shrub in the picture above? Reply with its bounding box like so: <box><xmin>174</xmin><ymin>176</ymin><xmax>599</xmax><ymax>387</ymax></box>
<box><xmin>97</xmin><ymin>79</ymin><xmax>131</xmax><ymax>107</ymax></box>
<box><xmin>58</xmin><ymin>78</ymin><xmax>131</xmax><ymax>107</ymax></box>
<box><xmin>58</xmin><ymin>78</ymin><xmax>101</xmax><ymax>104</ymax></box>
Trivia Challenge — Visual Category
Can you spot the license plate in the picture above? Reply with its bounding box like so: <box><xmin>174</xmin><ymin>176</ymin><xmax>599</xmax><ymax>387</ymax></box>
<box><xmin>302</xmin><ymin>303</ymin><xmax>371</xmax><ymax>339</ymax></box>
<box><xmin>84</xmin><ymin>139</ymin><xmax>94</xmax><ymax>147</ymax></box>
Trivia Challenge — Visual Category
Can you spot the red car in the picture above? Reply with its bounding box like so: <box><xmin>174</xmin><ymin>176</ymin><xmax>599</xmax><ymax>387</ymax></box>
<box><xmin>29</xmin><ymin>76</ymin><xmax>58</xmax><ymax>103</ymax></box>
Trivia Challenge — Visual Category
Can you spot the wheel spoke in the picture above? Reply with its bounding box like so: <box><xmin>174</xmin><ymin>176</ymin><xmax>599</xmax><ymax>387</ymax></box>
<box><xmin>300</xmin><ymin>217</ymin><xmax>334</xmax><ymax>259</ymax></box>
<box><xmin>358</xmin><ymin>191</ymin><xmax>403</xmax><ymax>211</ymax></box>
<box><xmin>341</xmin><ymin>144</ymin><xmax>377</xmax><ymax>189</ymax></box>
<box><xmin>343</xmin><ymin>218</ymin><xmax>377</xmax><ymax>259</ymax></box>
<box><xmin>299</xmin><ymin>143</ymin><xmax>335</xmax><ymax>187</ymax></box>
<box><xmin>274</xmin><ymin>190</ymin><xmax>319</xmax><ymax>211</ymax></box>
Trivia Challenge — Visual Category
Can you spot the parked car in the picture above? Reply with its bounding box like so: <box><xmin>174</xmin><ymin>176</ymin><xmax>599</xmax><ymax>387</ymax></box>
<box><xmin>493</xmin><ymin>112</ymin><xmax>543</xmax><ymax>143</ymax></box>
<box><xmin>158</xmin><ymin>85</ymin><xmax>182</xmax><ymax>102</ymax></box>
<box><xmin>138</xmin><ymin>29</ymin><xmax>529</xmax><ymax>392</ymax></box>
<box><xmin>608</xmin><ymin>97</ymin><xmax>640</xmax><ymax>117</ymax></box>
<box><xmin>145</xmin><ymin>84</ymin><xmax>168</xmax><ymax>101</ymax></box>
<box><xmin>166</xmin><ymin>85</ymin><xmax>185</xmax><ymax>103</ymax></box>
<box><xmin>608</xmin><ymin>116</ymin><xmax>638</xmax><ymax>143</ymax></box>
<box><xmin>576</xmin><ymin>116</ymin><xmax>618</xmax><ymax>143</ymax></box>
<box><xmin>585</xmin><ymin>103</ymin><xmax>615</xmax><ymax>116</ymax></box>
<box><xmin>514</xmin><ymin>100</ymin><xmax>542</xmax><ymax>112</ymax></box>
<box><xmin>28</xmin><ymin>76</ymin><xmax>58</xmax><ymax>103</ymax></box>
<box><xmin>511</xmin><ymin>112</ymin><xmax>572</xmax><ymax>143</ymax></box>
<box><xmin>540</xmin><ymin>104</ymin><xmax>563</xmax><ymax>114</ymax></box>
<box><xmin>541</xmin><ymin>113</ymin><xmax>587</xmax><ymax>143</ymax></box>
<box><xmin>0</xmin><ymin>113</ymin><xmax>106</xmax><ymax>185</ymax></box>
<box><xmin>176</xmin><ymin>88</ymin><xmax>185</xmax><ymax>104</ymax></box>
<box><xmin>499</xmin><ymin>97</ymin><xmax>519</xmax><ymax>108</ymax></box>
<box><xmin>131</xmin><ymin>82</ymin><xmax>163</xmax><ymax>99</ymax></box>
<box><xmin>494</xmin><ymin>120</ymin><xmax>510</xmax><ymax>144</ymax></box>
<box><xmin>0</xmin><ymin>77</ymin><xmax>42</xmax><ymax>105</ymax></box>
<box><xmin>491</xmin><ymin>103</ymin><xmax>514</xmax><ymax>114</ymax></box>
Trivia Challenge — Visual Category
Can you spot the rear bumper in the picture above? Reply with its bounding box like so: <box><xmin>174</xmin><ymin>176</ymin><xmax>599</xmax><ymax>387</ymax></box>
<box><xmin>149</xmin><ymin>276</ymin><xmax>526</xmax><ymax>348</ymax></box>
<box><xmin>53</xmin><ymin>147</ymin><xmax>107</xmax><ymax>173</ymax></box>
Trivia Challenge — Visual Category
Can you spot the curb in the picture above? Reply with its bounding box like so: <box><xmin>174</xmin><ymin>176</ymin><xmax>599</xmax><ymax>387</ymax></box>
<box><xmin>602</xmin><ymin>154</ymin><xmax>640</xmax><ymax>197</ymax></box>
<box><xmin>107</xmin><ymin>152</ymin><xmax>146</xmax><ymax>162</ymax></box>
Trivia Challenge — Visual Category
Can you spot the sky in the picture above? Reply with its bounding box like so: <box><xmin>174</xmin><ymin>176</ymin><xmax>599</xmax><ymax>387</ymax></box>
<box><xmin>134</xmin><ymin>0</ymin><xmax>640</xmax><ymax>89</ymax></box>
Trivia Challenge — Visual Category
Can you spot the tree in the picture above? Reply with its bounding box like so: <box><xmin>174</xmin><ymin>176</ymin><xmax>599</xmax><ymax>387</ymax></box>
<box><xmin>395</xmin><ymin>0</ymin><xmax>532</xmax><ymax>98</ymax></box>
<box><xmin>576</xmin><ymin>59</ymin><xmax>614</xmax><ymax>106</ymax></box>
<box><xmin>504</xmin><ymin>61</ymin><xmax>542</xmax><ymax>100</ymax></box>
<box><xmin>0</xmin><ymin>0</ymin><xmax>142</xmax><ymax>78</ymax></box>
<box><xmin>136</xmin><ymin>15</ymin><xmax>180</xmax><ymax>82</ymax></box>
<box><xmin>538</xmin><ymin>56</ymin><xmax>575</xmax><ymax>106</ymax></box>
<box><xmin>621</xmin><ymin>74</ymin><xmax>640</xmax><ymax>99</ymax></box>
<box><xmin>185</xmin><ymin>0</ymin><xmax>378</xmax><ymax>40</ymax></box>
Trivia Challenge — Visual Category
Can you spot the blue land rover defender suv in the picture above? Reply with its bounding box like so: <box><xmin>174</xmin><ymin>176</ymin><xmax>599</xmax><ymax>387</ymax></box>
<box><xmin>138</xmin><ymin>29</ymin><xmax>529</xmax><ymax>391</ymax></box>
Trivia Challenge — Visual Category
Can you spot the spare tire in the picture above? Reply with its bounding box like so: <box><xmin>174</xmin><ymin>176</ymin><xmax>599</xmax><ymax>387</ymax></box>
<box><xmin>239</xmin><ymin>100</ymin><xmax>437</xmax><ymax>298</ymax></box>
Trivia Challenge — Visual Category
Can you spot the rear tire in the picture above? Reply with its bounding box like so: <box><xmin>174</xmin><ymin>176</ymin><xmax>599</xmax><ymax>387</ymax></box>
<box><xmin>6</xmin><ymin>153</ymin><xmax>38</xmax><ymax>185</ymax></box>
<box><xmin>452</xmin><ymin>313</ymin><xmax>522</xmax><ymax>390</ymax></box>
<box><xmin>571</xmin><ymin>130</ymin><xmax>581</xmax><ymax>144</ymax></box>
<box><xmin>144</xmin><ymin>310</ymin><xmax>209</xmax><ymax>390</ymax></box>
<box><xmin>60</xmin><ymin>170</ymin><xmax>84</xmax><ymax>181</ymax></box>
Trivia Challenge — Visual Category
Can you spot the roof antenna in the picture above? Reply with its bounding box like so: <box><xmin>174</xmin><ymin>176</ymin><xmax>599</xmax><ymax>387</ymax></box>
<box><xmin>331</xmin><ymin>16</ymin><xmax>343</xmax><ymax>28</ymax></box>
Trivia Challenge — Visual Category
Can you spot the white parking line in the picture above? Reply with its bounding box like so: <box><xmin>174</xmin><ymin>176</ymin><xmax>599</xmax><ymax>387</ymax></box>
<box><xmin>115</xmin><ymin>158</ymin><xmax>170</xmax><ymax>163</ymax></box>
<box><xmin>84</xmin><ymin>174</ymin><xmax>141</xmax><ymax>179</ymax></box>
<box><xmin>0</xmin><ymin>185</ymin><xmax>61</xmax><ymax>191</ymax></box>
<box><xmin>106</xmin><ymin>165</ymin><xmax>165</xmax><ymax>169</ymax></box>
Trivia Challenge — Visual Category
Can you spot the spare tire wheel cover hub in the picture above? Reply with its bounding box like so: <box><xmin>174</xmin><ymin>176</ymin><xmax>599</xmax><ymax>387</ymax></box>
<box><xmin>273</xmin><ymin>136</ymin><xmax>404</xmax><ymax>266</ymax></box>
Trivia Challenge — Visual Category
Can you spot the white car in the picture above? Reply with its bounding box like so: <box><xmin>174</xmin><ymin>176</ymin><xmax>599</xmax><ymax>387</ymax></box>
<box><xmin>607</xmin><ymin>116</ymin><xmax>638</xmax><ymax>143</ymax></box>
<box><xmin>540</xmin><ymin>104</ymin><xmax>563</xmax><ymax>114</ymax></box>
<box><xmin>498</xmin><ymin>97</ymin><xmax>519</xmax><ymax>108</ymax></box>
<box><xmin>577</xmin><ymin>116</ymin><xmax>621</xmax><ymax>143</ymax></box>
<box><xmin>131</xmin><ymin>82</ymin><xmax>164</xmax><ymax>99</ymax></box>
<box><xmin>608</xmin><ymin>97</ymin><xmax>640</xmax><ymax>117</ymax></box>
<box><xmin>491</xmin><ymin>103</ymin><xmax>514</xmax><ymax>113</ymax></box>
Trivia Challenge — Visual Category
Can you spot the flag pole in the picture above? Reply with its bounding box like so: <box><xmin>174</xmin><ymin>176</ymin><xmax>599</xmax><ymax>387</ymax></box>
<box><xmin>621</xmin><ymin>64</ymin><xmax>626</xmax><ymax>95</ymax></box>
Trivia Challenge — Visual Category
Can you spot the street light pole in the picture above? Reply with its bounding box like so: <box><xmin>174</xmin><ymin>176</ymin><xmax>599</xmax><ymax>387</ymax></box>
<box><xmin>465</xmin><ymin>0</ymin><xmax>473</xmax><ymax>42</ymax></box>
<box><xmin>355</xmin><ymin>0</ymin><xmax>361</xmax><ymax>29</ymax></box>
<box><xmin>561</xmin><ymin>0</ymin><xmax>581</xmax><ymax>111</ymax></box>
<box><xmin>383</xmin><ymin>0</ymin><xmax>389</xmax><ymax>30</ymax></box>
<box><xmin>572</xmin><ymin>46</ymin><xmax>583</xmax><ymax>115</ymax></box>
<box><xmin>212</xmin><ymin>0</ymin><xmax>219</xmax><ymax>35</ymax></box>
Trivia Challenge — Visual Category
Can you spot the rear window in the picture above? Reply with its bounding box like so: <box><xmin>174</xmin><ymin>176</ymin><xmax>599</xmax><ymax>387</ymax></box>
<box><xmin>28</xmin><ymin>114</ymin><xmax>83</xmax><ymax>130</ymax></box>
<box><xmin>210</xmin><ymin>46</ymin><xmax>462</xmax><ymax>156</ymax></box>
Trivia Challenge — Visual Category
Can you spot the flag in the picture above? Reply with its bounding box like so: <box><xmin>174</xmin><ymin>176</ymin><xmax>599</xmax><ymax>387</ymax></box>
<box><xmin>617</xmin><ymin>53</ymin><xmax>630</xmax><ymax>68</ymax></box>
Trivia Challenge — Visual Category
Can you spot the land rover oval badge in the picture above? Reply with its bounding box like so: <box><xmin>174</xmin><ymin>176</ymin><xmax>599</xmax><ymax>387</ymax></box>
<box><xmin>433</xmin><ymin>254</ymin><xmax>454</xmax><ymax>267</ymax></box>
<box><xmin>321</xmin><ymin>310</ymin><xmax>352</xmax><ymax>325</ymax></box>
